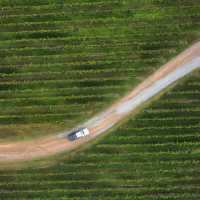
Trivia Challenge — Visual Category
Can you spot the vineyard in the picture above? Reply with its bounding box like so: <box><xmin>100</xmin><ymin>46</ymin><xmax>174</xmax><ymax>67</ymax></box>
<box><xmin>0</xmin><ymin>0</ymin><xmax>200</xmax><ymax>199</ymax></box>
<box><xmin>1</xmin><ymin>0</ymin><xmax>200</xmax><ymax>140</ymax></box>
<box><xmin>0</xmin><ymin>67</ymin><xmax>199</xmax><ymax>199</ymax></box>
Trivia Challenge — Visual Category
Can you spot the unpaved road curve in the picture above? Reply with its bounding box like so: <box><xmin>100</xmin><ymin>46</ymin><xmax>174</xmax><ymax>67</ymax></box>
<box><xmin>0</xmin><ymin>42</ymin><xmax>200</xmax><ymax>162</ymax></box>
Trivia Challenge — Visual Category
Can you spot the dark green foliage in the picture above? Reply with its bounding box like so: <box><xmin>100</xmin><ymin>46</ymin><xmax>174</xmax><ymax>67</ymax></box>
<box><xmin>0</xmin><ymin>69</ymin><xmax>200</xmax><ymax>199</ymax></box>
<box><xmin>0</xmin><ymin>0</ymin><xmax>200</xmax><ymax>140</ymax></box>
<box><xmin>0</xmin><ymin>0</ymin><xmax>200</xmax><ymax>198</ymax></box>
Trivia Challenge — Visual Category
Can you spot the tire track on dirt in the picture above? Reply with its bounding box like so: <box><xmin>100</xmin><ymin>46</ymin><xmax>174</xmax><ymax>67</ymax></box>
<box><xmin>0</xmin><ymin>42</ymin><xmax>200</xmax><ymax>162</ymax></box>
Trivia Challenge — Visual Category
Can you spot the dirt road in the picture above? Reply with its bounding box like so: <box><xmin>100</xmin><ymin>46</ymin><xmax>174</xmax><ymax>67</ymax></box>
<box><xmin>0</xmin><ymin>42</ymin><xmax>200</xmax><ymax>162</ymax></box>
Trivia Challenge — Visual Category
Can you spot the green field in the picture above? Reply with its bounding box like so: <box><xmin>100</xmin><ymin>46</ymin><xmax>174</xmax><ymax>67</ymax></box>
<box><xmin>0</xmin><ymin>0</ymin><xmax>200</xmax><ymax>199</ymax></box>
<box><xmin>0</xmin><ymin>68</ymin><xmax>199</xmax><ymax>199</ymax></box>
<box><xmin>1</xmin><ymin>0</ymin><xmax>200</xmax><ymax>140</ymax></box>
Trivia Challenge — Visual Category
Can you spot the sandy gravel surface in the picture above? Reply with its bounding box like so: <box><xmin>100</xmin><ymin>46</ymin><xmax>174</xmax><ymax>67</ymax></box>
<box><xmin>0</xmin><ymin>42</ymin><xmax>200</xmax><ymax>162</ymax></box>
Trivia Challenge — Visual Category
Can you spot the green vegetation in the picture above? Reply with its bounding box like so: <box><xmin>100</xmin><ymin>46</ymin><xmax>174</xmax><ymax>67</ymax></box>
<box><xmin>1</xmin><ymin>0</ymin><xmax>200</xmax><ymax>140</ymax></box>
<box><xmin>0</xmin><ymin>68</ymin><xmax>200</xmax><ymax>200</ymax></box>
<box><xmin>0</xmin><ymin>0</ymin><xmax>200</xmax><ymax>198</ymax></box>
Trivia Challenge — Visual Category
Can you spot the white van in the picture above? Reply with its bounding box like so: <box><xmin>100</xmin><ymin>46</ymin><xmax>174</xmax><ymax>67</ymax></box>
<box><xmin>68</xmin><ymin>128</ymin><xmax>90</xmax><ymax>141</ymax></box>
